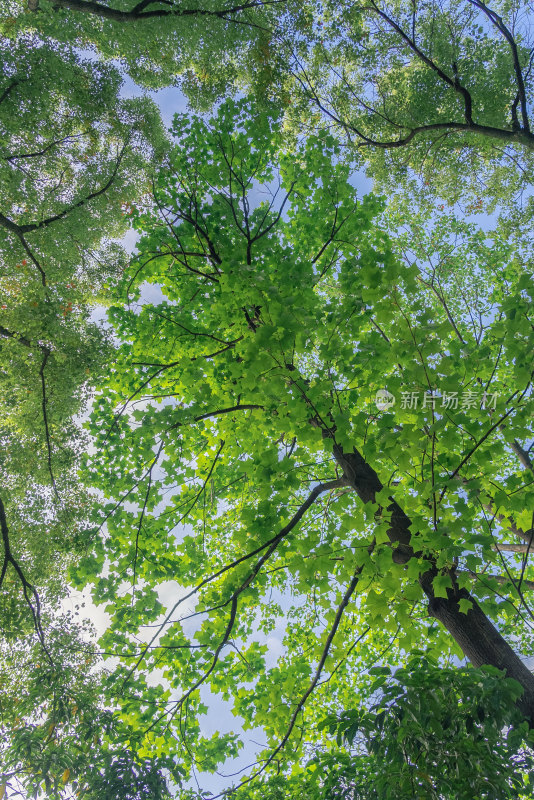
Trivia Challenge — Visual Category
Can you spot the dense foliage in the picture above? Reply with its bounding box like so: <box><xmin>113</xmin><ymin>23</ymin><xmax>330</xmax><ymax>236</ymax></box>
<box><xmin>317</xmin><ymin>661</ymin><xmax>534</xmax><ymax>799</ymax></box>
<box><xmin>0</xmin><ymin>27</ymin><xmax>168</xmax><ymax>799</ymax></box>
<box><xmin>80</xmin><ymin>99</ymin><xmax>534</xmax><ymax>796</ymax></box>
<box><xmin>0</xmin><ymin>33</ymin><xmax>164</xmax><ymax>640</ymax></box>
<box><xmin>0</xmin><ymin>1</ymin><xmax>533</xmax><ymax>798</ymax></box>
<box><xmin>290</xmin><ymin>0</ymin><xmax>534</xmax><ymax>208</ymax></box>
<box><xmin>3</xmin><ymin>0</ymin><xmax>298</xmax><ymax>101</ymax></box>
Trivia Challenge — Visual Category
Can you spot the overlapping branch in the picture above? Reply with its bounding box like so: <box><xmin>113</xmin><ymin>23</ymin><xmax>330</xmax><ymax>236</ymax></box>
<box><xmin>0</xmin><ymin>495</ymin><xmax>52</xmax><ymax>662</ymax></box>
<box><xmin>294</xmin><ymin>0</ymin><xmax>534</xmax><ymax>152</ymax></box>
<box><xmin>34</xmin><ymin>0</ymin><xmax>283</xmax><ymax>23</ymax></box>
<box><xmin>213</xmin><ymin>571</ymin><xmax>366</xmax><ymax>797</ymax></box>
<box><xmin>125</xmin><ymin>479</ymin><xmax>346</xmax><ymax>686</ymax></box>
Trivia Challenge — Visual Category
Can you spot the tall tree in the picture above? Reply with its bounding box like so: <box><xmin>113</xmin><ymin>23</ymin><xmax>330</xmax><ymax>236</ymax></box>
<box><xmin>82</xmin><ymin>99</ymin><xmax>534</xmax><ymax>796</ymax></box>
<box><xmin>6</xmin><ymin>0</ymin><xmax>298</xmax><ymax>101</ymax></box>
<box><xmin>288</xmin><ymin>0</ymin><xmax>534</xmax><ymax>207</ymax></box>
<box><xmin>0</xmin><ymin>34</ymin><xmax>165</xmax><ymax>617</ymax></box>
<box><xmin>2</xmin><ymin>0</ymin><xmax>533</xmax><ymax>795</ymax></box>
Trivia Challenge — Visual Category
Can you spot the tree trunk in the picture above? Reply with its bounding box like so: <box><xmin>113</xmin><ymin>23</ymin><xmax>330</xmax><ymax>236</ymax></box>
<box><xmin>422</xmin><ymin>576</ymin><xmax>534</xmax><ymax>724</ymax></box>
<box><xmin>333</xmin><ymin>444</ymin><xmax>534</xmax><ymax>726</ymax></box>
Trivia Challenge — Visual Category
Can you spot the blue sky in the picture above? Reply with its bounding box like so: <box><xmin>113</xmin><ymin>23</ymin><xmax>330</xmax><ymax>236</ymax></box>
<box><xmin>120</xmin><ymin>75</ymin><xmax>190</xmax><ymax>127</ymax></box>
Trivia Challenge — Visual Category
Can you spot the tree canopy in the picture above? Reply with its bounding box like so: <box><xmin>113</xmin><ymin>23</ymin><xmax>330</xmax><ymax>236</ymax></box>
<box><xmin>4</xmin><ymin>0</ymin><xmax>298</xmax><ymax>99</ymax></box>
<box><xmin>0</xmin><ymin>32</ymin><xmax>165</xmax><ymax>629</ymax></box>
<box><xmin>289</xmin><ymin>0</ymin><xmax>534</xmax><ymax>208</ymax></box>
<box><xmin>1</xmin><ymin>1</ymin><xmax>534</xmax><ymax>798</ymax></box>
<box><xmin>0</xmin><ymin>32</ymin><xmax>168</xmax><ymax>797</ymax></box>
<box><xmin>77</xmin><ymin>98</ymin><xmax>534</xmax><ymax>796</ymax></box>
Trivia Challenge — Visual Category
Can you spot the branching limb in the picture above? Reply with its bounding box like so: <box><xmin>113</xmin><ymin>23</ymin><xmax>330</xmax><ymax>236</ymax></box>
<box><xmin>0</xmin><ymin>140</ymin><xmax>129</xmax><ymax>236</ymax></box>
<box><xmin>213</xmin><ymin>568</ymin><xmax>364</xmax><ymax>797</ymax></box>
<box><xmin>468</xmin><ymin>0</ymin><xmax>530</xmax><ymax>132</ymax></box>
<box><xmin>5</xmin><ymin>132</ymin><xmax>89</xmax><ymax>162</ymax></box>
<box><xmin>39</xmin><ymin>349</ymin><xmax>60</xmax><ymax>501</ymax></box>
<box><xmin>462</xmin><ymin>569</ymin><xmax>534</xmax><ymax>593</ymax></box>
<box><xmin>123</xmin><ymin>479</ymin><xmax>347</xmax><ymax>680</ymax></box>
<box><xmin>292</xmin><ymin>23</ymin><xmax>534</xmax><ymax>151</ymax></box>
<box><xmin>0</xmin><ymin>494</ymin><xmax>53</xmax><ymax>663</ymax></box>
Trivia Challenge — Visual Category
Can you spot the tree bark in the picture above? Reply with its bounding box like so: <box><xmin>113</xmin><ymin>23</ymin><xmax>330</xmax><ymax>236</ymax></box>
<box><xmin>333</xmin><ymin>444</ymin><xmax>534</xmax><ymax>726</ymax></box>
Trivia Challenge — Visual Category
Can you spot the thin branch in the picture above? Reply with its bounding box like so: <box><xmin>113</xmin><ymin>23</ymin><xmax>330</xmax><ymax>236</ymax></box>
<box><xmin>468</xmin><ymin>0</ymin><xmax>530</xmax><ymax>132</ymax></box>
<box><xmin>511</xmin><ymin>439</ymin><xmax>534</xmax><ymax>472</ymax></box>
<box><xmin>39</xmin><ymin>349</ymin><xmax>59</xmax><ymax>501</ymax></box>
<box><xmin>171</xmin><ymin>439</ymin><xmax>225</xmax><ymax>528</ymax></box>
<box><xmin>123</xmin><ymin>479</ymin><xmax>346</xmax><ymax>679</ymax></box>
<box><xmin>443</xmin><ymin>389</ymin><xmax>521</xmax><ymax>495</ymax></box>
<box><xmin>213</xmin><ymin>567</ymin><xmax>363</xmax><ymax>797</ymax></box>
<box><xmin>462</xmin><ymin>569</ymin><xmax>534</xmax><ymax>593</ymax></box>
<box><xmin>131</xmin><ymin>440</ymin><xmax>165</xmax><ymax>600</ymax></box>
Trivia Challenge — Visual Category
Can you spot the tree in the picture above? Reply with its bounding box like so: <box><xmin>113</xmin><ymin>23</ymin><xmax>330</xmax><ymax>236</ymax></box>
<box><xmin>288</xmin><ymin>0</ymin><xmax>534</xmax><ymax>207</ymax></box>
<box><xmin>2</xmin><ymin>0</ymin><xmax>534</xmax><ymax>795</ymax></box>
<box><xmin>81</xmin><ymin>98</ymin><xmax>534</xmax><ymax>796</ymax></box>
<box><xmin>0</xmin><ymin>32</ymin><xmax>166</xmax><ymax>624</ymax></box>
<box><xmin>5</xmin><ymin>0</ymin><xmax>300</xmax><ymax>101</ymax></box>
<box><xmin>0</xmin><ymin>38</ymin><xmax>170</xmax><ymax>796</ymax></box>
<box><xmin>0</xmin><ymin>8</ymin><xmax>304</xmax><ymax>793</ymax></box>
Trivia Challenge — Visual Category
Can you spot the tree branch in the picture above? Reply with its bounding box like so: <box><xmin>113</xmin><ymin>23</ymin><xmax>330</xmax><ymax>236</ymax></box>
<box><xmin>123</xmin><ymin>479</ymin><xmax>346</xmax><ymax>679</ymax></box>
<box><xmin>511</xmin><ymin>439</ymin><xmax>534</xmax><ymax>472</ymax></box>
<box><xmin>0</xmin><ymin>494</ymin><xmax>52</xmax><ymax>662</ymax></box>
<box><xmin>493</xmin><ymin>540</ymin><xmax>534</xmax><ymax>553</ymax></box>
<box><xmin>0</xmin><ymin>140</ymin><xmax>129</xmax><ymax>238</ymax></box>
<box><xmin>214</xmin><ymin>569</ymin><xmax>365</xmax><ymax>797</ymax></box>
<box><xmin>131</xmin><ymin>440</ymin><xmax>165</xmax><ymax>599</ymax></box>
<box><xmin>463</xmin><ymin>569</ymin><xmax>534</xmax><ymax>593</ymax></box>
<box><xmin>468</xmin><ymin>0</ymin><xmax>530</xmax><ymax>132</ymax></box>
<box><xmin>369</xmin><ymin>0</ymin><xmax>474</xmax><ymax>125</ymax></box>
<box><xmin>44</xmin><ymin>0</ymin><xmax>282</xmax><ymax>23</ymax></box>
<box><xmin>39</xmin><ymin>349</ymin><xmax>60</xmax><ymax>501</ymax></box>
<box><xmin>0</xmin><ymin>80</ymin><xmax>19</xmax><ymax>106</ymax></box>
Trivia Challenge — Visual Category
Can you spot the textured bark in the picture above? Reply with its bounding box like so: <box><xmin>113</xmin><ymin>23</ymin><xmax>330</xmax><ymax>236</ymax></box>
<box><xmin>422</xmin><ymin>577</ymin><xmax>534</xmax><ymax>723</ymax></box>
<box><xmin>333</xmin><ymin>444</ymin><xmax>534</xmax><ymax>726</ymax></box>
<box><xmin>493</xmin><ymin>542</ymin><xmax>534</xmax><ymax>553</ymax></box>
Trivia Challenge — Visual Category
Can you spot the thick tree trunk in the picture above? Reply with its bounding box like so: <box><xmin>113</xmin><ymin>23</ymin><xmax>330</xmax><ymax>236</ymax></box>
<box><xmin>333</xmin><ymin>444</ymin><xmax>534</xmax><ymax>726</ymax></box>
<box><xmin>422</xmin><ymin>578</ymin><xmax>534</xmax><ymax>723</ymax></box>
